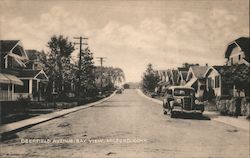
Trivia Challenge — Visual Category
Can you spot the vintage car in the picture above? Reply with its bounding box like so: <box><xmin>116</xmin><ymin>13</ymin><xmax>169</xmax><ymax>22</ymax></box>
<box><xmin>162</xmin><ymin>86</ymin><xmax>204</xmax><ymax>117</ymax></box>
<box><xmin>116</xmin><ymin>88</ymin><xmax>123</xmax><ymax>94</ymax></box>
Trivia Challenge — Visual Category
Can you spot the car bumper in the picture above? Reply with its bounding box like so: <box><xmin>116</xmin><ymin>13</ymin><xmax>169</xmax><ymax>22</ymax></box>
<box><xmin>172</xmin><ymin>107</ymin><xmax>203</xmax><ymax>113</ymax></box>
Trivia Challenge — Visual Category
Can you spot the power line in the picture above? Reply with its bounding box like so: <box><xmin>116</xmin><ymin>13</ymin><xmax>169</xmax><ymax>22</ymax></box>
<box><xmin>74</xmin><ymin>36</ymin><xmax>88</xmax><ymax>96</ymax></box>
<box><xmin>96</xmin><ymin>57</ymin><xmax>107</xmax><ymax>92</ymax></box>
<box><xmin>96</xmin><ymin>57</ymin><xmax>107</xmax><ymax>67</ymax></box>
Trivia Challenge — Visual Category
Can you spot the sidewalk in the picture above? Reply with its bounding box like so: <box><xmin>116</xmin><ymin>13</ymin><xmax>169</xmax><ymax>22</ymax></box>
<box><xmin>204</xmin><ymin>111</ymin><xmax>249</xmax><ymax>131</ymax></box>
<box><xmin>137</xmin><ymin>89</ymin><xmax>249</xmax><ymax>132</ymax></box>
<box><xmin>0</xmin><ymin>92</ymin><xmax>116</xmax><ymax>137</ymax></box>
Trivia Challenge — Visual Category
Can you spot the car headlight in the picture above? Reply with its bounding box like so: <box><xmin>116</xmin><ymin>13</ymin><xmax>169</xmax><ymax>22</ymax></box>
<box><xmin>176</xmin><ymin>99</ymin><xmax>182</xmax><ymax>104</ymax></box>
<box><xmin>195</xmin><ymin>100</ymin><xmax>199</xmax><ymax>104</ymax></box>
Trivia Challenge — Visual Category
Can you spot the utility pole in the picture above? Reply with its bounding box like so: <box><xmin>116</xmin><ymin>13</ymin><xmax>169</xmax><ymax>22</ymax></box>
<box><xmin>74</xmin><ymin>36</ymin><xmax>88</xmax><ymax>96</ymax></box>
<box><xmin>96</xmin><ymin>57</ymin><xmax>107</xmax><ymax>93</ymax></box>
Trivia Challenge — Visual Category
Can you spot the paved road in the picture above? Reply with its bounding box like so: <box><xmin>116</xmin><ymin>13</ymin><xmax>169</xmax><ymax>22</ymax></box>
<box><xmin>1</xmin><ymin>89</ymin><xmax>249</xmax><ymax>158</ymax></box>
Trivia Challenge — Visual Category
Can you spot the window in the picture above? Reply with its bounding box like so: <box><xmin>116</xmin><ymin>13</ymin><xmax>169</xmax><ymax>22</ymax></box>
<box><xmin>14</xmin><ymin>80</ymin><xmax>29</xmax><ymax>93</ymax></box>
<box><xmin>238</xmin><ymin>55</ymin><xmax>241</xmax><ymax>61</ymax></box>
<box><xmin>167</xmin><ymin>89</ymin><xmax>172</xmax><ymax>95</ymax></box>
<box><xmin>208</xmin><ymin>78</ymin><xmax>214</xmax><ymax>88</ymax></box>
<box><xmin>174</xmin><ymin>89</ymin><xmax>194</xmax><ymax>96</ymax></box>
<box><xmin>211</xmin><ymin>79</ymin><xmax>214</xmax><ymax>88</ymax></box>
<box><xmin>215</xmin><ymin>76</ymin><xmax>220</xmax><ymax>88</ymax></box>
<box><xmin>231</xmin><ymin>58</ymin><xmax>233</xmax><ymax>65</ymax></box>
<box><xmin>0</xmin><ymin>84</ymin><xmax>9</xmax><ymax>90</ymax></box>
<box><xmin>207</xmin><ymin>78</ymin><xmax>212</xmax><ymax>88</ymax></box>
<box><xmin>200</xmin><ymin>85</ymin><xmax>206</xmax><ymax>90</ymax></box>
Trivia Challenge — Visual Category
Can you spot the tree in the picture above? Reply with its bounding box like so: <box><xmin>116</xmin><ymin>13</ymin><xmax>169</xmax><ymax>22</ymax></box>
<box><xmin>182</xmin><ymin>63</ymin><xmax>199</xmax><ymax>68</ymax></box>
<box><xmin>142</xmin><ymin>63</ymin><xmax>160</xmax><ymax>92</ymax></box>
<box><xmin>108</xmin><ymin>67</ymin><xmax>125</xmax><ymax>86</ymax></box>
<box><xmin>123</xmin><ymin>83</ymin><xmax>130</xmax><ymax>89</ymax></box>
<box><xmin>77</xmin><ymin>47</ymin><xmax>96</xmax><ymax>97</ymax></box>
<box><xmin>46</xmin><ymin>35</ymin><xmax>75</xmax><ymax>98</ymax></box>
<box><xmin>223</xmin><ymin>64</ymin><xmax>250</xmax><ymax>97</ymax></box>
<box><xmin>94</xmin><ymin>66</ymin><xmax>125</xmax><ymax>91</ymax></box>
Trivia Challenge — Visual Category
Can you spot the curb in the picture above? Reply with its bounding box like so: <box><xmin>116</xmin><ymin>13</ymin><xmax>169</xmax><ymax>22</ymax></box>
<box><xmin>0</xmin><ymin>91</ymin><xmax>116</xmax><ymax>137</ymax></box>
<box><xmin>136</xmin><ymin>89</ymin><xmax>249</xmax><ymax>131</ymax></box>
<box><xmin>212</xmin><ymin>117</ymin><xmax>249</xmax><ymax>131</ymax></box>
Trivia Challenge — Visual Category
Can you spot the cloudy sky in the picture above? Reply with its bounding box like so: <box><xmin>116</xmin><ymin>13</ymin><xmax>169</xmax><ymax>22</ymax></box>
<box><xmin>0</xmin><ymin>0</ymin><xmax>249</xmax><ymax>82</ymax></box>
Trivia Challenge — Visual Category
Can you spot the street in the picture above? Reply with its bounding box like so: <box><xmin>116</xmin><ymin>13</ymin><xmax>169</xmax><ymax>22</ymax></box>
<box><xmin>1</xmin><ymin>89</ymin><xmax>249</xmax><ymax>158</ymax></box>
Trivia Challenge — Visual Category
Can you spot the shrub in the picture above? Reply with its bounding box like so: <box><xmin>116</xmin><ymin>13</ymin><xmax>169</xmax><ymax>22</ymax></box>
<box><xmin>215</xmin><ymin>97</ymin><xmax>250</xmax><ymax>117</ymax></box>
<box><xmin>241</xmin><ymin>98</ymin><xmax>250</xmax><ymax>117</ymax></box>
<box><xmin>216</xmin><ymin>98</ymin><xmax>235</xmax><ymax>116</ymax></box>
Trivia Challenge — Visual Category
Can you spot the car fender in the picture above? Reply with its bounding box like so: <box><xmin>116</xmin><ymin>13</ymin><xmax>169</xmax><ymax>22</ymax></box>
<box><xmin>169</xmin><ymin>101</ymin><xmax>176</xmax><ymax>109</ymax></box>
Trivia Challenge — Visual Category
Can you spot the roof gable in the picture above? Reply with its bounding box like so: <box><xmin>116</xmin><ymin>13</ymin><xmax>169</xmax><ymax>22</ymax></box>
<box><xmin>25</xmin><ymin>50</ymin><xmax>39</xmax><ymax>60</ymax></box>
<box><xmin>0</xmin><ymin>40</ymin><xmax>19</xmax><ymax>54</ymax></box>
<box><xmin>189</xmin><ymin>66</ymin><xmax>209</xmax><ymax>79</ymax></box>
<box><xmin>225</xmin><ymin>37</ymin><xmax>250</xmax><ymax>62</ymax></box>
<box><xmin>16</xmin><ymin>69</ymin><xmax>48</xmax><ymax>80</ymax></box>
<box><xmin>180</xmin><ymin>71</ymin><xmax>188</xmax><ymax>80</ymax></box>
<box><xmin>0</xmin><ymin>40</ymin><xmax>28</xmax><ymax>60</ymax></box>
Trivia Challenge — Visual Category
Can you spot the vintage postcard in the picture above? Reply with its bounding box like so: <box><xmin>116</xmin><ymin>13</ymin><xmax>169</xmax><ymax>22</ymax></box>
<box><xmin>0</xmin><ymin>0</ymin><xmax>249</xmax><ymax>157</ymax></box>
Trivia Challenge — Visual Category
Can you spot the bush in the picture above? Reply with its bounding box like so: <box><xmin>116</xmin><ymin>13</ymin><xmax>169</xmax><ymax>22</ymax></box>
<box><xmin>204</xmin><ymin>100</ymin><xmax>218</xmax><ymax>111</ymax></box>
<box><xmin>216</xmin><ymin>98</ymin><xmax>235</xmax><ymax>116</ymax></box>
<box><xmin>241</xmin><ymin>98</ymin><xmax>250</xmax><ymax>117</ymax></box>
<box><xmin>215</xmin><ymin>97</ymin><xmax>250</xmax><ymax>117</ymax></box>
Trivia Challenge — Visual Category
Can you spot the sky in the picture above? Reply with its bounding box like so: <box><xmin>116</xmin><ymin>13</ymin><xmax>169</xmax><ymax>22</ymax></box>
<box><xmin>0</xmin><ymin>0</ymin><xmax>249</xmax><ymax>82</ymax></box>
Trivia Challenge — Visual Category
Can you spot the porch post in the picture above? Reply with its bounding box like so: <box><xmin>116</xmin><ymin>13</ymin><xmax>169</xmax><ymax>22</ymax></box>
<box><xmin>8</xmin><ymin>84</ymin><xmax>10</xmax><ymax>101</ymax></box>
<box><xmin>37</xmin><ymin>79</ymin><xmax>40</xmax><ymax>101</ymax></box>
<box><xmin>12</xmin><ymin>84</ymin><xmax>14</xmax><ymax>100</ymax></box>
<box><xmin>29</xmin><ymin>79</ymin><xmax>32</xmax><ymax>99</ymax></box>
<box><xmin>4</xmin><ymin>55</ymin><xmax>8</xmax><ymax>68</ymax></box>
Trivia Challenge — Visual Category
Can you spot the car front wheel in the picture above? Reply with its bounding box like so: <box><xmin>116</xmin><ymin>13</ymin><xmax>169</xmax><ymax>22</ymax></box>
<box><xmin>170</xmin><ymin>110</ymin><xmax>175</xmax><ymax>118</ymax></box>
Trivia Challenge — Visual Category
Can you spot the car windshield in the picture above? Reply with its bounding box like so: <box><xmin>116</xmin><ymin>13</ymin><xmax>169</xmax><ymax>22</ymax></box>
<box><xmin>174</xmin><ymin>89</ymin><xmax>194</xmax><ymax>96</ymax></box>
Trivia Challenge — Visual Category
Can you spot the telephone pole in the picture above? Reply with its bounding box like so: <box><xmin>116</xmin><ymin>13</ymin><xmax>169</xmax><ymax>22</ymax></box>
<box><xmin>74</xmin><ymin>36</ymin><xmax>88</xmax><ymax>96</ymax></box>
<box><xmin>96</xmin><ymin>57</ymin><xmax>107</xmax><ymax>68</ymax></box>
<box><xmin>96</xmin><ymin>57</ymin><xmax>107</xmax><ymax>92</ymax></box>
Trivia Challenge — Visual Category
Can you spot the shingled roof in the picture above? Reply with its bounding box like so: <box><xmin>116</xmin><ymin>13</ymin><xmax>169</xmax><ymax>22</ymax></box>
<box><xmin>0</xmin><ymin>40</ymin><xmax>19</xmax><ymax>55</ymax></box>
<box><xmin>16</xmin><ymin>69</ymin><xmax>41</xmax><ymax>78</ymax></box>
<box><xmin>25</xmin><ymin>50</ymin><xmax>39</xmax><ymax>60</ymax></box>
<box><xmin>213</xmin><ymin>66</ymin><xmax>233</xmax><ymax>75</ymax></box>
<box><xmin>190</xmin><ymin>66</ymin><xmax>209</xmax><ymax>79</ymax></box>
<box><xmin>19</xmin><ymin>69</ymin><xmax>48</xmax><ymax>80</ymax></box>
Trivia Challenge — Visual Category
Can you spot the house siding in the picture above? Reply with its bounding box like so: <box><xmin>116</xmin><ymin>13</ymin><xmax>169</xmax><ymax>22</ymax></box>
<box><xmin>228</xmin><ymin>46</ymin><xmax>246</xmax><ymax>66</ymax></box>
<box><xmin>207</xmin><ymin>70</ymin><xmax>221</xmax><ymax>96</ymax></box>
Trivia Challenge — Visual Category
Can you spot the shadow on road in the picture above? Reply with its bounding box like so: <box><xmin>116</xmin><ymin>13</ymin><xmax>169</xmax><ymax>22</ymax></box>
<box><xmin>1</xmin><ymin>132</ymin><xmax>19</xmax><ymax>142</ymax></box>
<box><xmin>170</xmin><ymin>113</ymin><xmax>211</xmax><ymax>120</ymax></box>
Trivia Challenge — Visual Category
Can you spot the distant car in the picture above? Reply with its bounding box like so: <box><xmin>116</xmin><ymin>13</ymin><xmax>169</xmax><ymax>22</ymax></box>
<box><xmin>147</xmin><ymin>92</ymin><xmax>157</xmax><ymax>98</ymax></box>
<box><xmin>116</xmin><ymin>88</ymin><xmax>122</xmax><ymax>94</ymax></box>
<box><xmin>162</xmin><ymin>86</ymin><xmax>204</xmax><ymax>118</ymax></box>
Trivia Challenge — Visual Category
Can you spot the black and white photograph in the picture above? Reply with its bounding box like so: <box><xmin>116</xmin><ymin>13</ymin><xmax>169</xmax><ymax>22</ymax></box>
<box><xmin>0</xmin><ymin>0</ymin><xmax>249</xmax><ymax>157</ymax></box>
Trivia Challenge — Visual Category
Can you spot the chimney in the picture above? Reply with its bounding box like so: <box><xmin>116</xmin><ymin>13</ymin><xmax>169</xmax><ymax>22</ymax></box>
<box><xmin>205</xmin><ymin>63</ymin><xmax>208</xmax><ymax>67</ymax></box>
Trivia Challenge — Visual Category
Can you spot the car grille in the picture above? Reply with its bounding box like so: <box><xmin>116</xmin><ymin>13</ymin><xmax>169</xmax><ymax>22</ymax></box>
<box><xmin>183</xmin><ymin>98</ymin><xmax>192</xmax><ymax>110</ymax></box>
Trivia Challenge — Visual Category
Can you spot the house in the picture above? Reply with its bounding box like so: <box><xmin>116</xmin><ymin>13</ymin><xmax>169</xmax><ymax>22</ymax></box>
<box><xmin>156</xmin><ymin>70</ymin><xmax>171</xmax><ymax>94</ymax></box>
<box><xmin>0</xmin><ymin>40</ymin><xmax>48</xmax><ymax>101</ymax></box>
<box><xmin>177</xmin><ymin>67</ymin><xmax>189</xmax><ymax>86</ymax></box>
<box><xmin>205</xmin><ymin>65</ymin><xmax>249</xmax><ymax>98</ymax></box>
<box><xmin>25</xmin><ymin>49</ymin><xmax>45</xmax><ymax>70</ymax></box>
<box><xmin>0</xmin><ymin>40</ymin><xmax>28</xmax><ymax>69</ymax></box>
<box><xmin>204</xmin><ymin>66</ymin><xmax>234</xmax><ymax>97</ymax></box>
<box><xmin>14</xmin><ymin>69</ymin><xmax>48</xmax><ymax>101</ymax></box>
<box><xmin>185</xmin><ymin>66</ymin><xmax>209</xmax><ymax>99</ymax></box>
<box><xmin>206</xmin><ymin>64</ymin><xmax>249</xmax><ymax>98</ymax></box>
<box><xmin>225</xmin><ymin>37</ymin><xmax>249</xmax><ymax>66</ymax></box>
<box><xmin>0</xmin><ymin>40</ymin><xmax>27</xmax><ymax>101</ymax></box>
<box><xmin>170</xmin><ymin>69</ymin><xmax>179</xmax><ymax>86</ymax></box>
